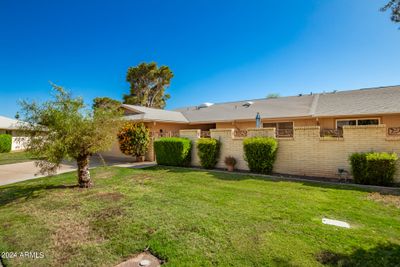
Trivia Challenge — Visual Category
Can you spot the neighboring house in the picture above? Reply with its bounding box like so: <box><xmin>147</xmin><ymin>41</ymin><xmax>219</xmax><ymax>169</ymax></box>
<box><xmin>120</xmin><ymin>85</ymin><xmax>400</xmax><ymax>138</ymax></box>
<box><xmin>0</xmin><ymin>115</ymin><xmax>28</xmax><ymax>151</ymax></box>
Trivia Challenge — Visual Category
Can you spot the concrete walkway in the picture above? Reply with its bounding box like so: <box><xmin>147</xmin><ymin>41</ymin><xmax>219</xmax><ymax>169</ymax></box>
<box><xmin>0</xmin><ymin>159</ymin><xmax>156</xmax><ymax>186</ymax></box>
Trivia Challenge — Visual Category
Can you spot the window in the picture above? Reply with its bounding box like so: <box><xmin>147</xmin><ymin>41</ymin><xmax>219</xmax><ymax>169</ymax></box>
<box><xmin>263</xmin><ymin>122</ymin><xmax>293</xmax><ymax>129</ymax></box>
<box><xmin>5</xmin><ymin>130</ymin><xmax>12</xmax><ymax>135</ymax></box>
<box><xmin>263</xmin><ymin>122</ymin><xmax>294</xmax><ymax>137</ymax></box>
<box><xmin>358</xmin><ymin>119</ymin><xmax>379</xmax><ymax>125</ymax></box>
<box><xmin>336</xmin><ymin>118</ymin><xmax>379</xmax><ymax>129</ymax></box>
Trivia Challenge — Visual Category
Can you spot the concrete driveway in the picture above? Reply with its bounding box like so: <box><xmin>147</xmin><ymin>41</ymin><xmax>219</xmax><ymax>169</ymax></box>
<box><xmin>0</xmin><ymin>161</ymin><xmax>76</xmax><ymax>186</ymax></box>
<box><xmin>0</xmin><ymin>157</ymin><xmax>156</xmax><ymax>186</ymax></box>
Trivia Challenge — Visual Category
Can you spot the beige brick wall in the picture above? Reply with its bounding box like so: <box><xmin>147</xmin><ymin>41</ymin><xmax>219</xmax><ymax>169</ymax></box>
<box><xmin>180</xmin><ymin>129</ymin><xmax>201</xmax><ymax>166</ymax></box>
<box><xmin>179</xmin><ymin>125</ymin><xmax>400</xmax><ymax>182</ymax></box>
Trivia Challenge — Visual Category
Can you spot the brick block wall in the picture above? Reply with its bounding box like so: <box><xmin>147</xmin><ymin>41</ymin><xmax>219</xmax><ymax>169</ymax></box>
<box><xmin>180</xmin><ymin>129</ymin><xmax>201</xmax><ymax>166</ymax></box>
<box><xmin>179</xmin><ymin>125</ymin><xmax>400</xmax><ymax>182</ymax></box>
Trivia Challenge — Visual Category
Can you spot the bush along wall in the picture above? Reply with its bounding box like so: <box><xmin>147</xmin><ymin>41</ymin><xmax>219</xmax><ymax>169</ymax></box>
<box><xmin>154</xmin><ymin>137</ymin><xmax>192</xmax><ymax>166</ymax></box>
<box><xmin>0</xmin><ymin>134</ymin><xmax>12</xmax><ymax>153</ymax></box>
<box><xmin>243</xmin><ymin>137</ymin><xmax>278</xmax><ymax>174</ymax></box>
<box><xmin>196</xmin><ymin>138</ymin><xmax>220</xmax><ymax>169</ymax></box>
<box><xmin>349</xmin><ymin>152</ymin><xmax>398</xmax><ymax>186</ymax></box>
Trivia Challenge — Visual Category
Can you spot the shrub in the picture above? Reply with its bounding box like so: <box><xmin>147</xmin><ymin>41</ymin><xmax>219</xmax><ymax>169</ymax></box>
<box><xmin>117</xmin><ymin>122</ymin><xmax>150</xmax><ymax>159</ymax></box>
<box><xmin>0</xmin><ymin>134</ymin><xmax>12</xmax><ymax>153</ymax></box>
<box><xmin>154</xmin><ymin>137</ymin><xmax>191</xmax><ymax>166</ymax></box>
<box><xmin>349</xmin><ymin>153</ymin><xmax>368</xmax><ymax>184</ymax></box>
<box><xmin>243</xmin><ymin>137</ymin><xmax>278</xmax><ymax>174</ymax></box>
<box><xmin>196</xmin><ymin>138</ymin><xmax>220</xmax><ymax>169</ymax></box>
<box><xmin>349</xmin><ymin>152</ymin><xmax>398</xmax><ymax>186</ymax></box>
<box><xmin>224</xmin><ymin>156</ymin><xmax>237</xmax><ymax>167</ymax></box>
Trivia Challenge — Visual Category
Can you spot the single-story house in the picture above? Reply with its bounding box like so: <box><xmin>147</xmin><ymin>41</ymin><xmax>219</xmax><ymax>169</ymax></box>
<box><xmin>120</xmin><ymin>85</ymin><xmax>400</xmax><ymax>138</ymax></box>
<box><xmin>0</xmin><ymin>115</ymin><xmax>28</xmax><ymax>151</ymax></box>
<box><xmin>102</xmin><ymin>85</ymin><xmax>400</xmax><ymax>181</ymax></box>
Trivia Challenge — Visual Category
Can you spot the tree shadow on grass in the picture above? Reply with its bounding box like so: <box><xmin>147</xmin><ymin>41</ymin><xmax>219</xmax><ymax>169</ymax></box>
<box><xmin>0</xmin><ymin>183</ymin><xmax>78</xmax><ymax>207</ymax></box>
<box><xmin>150</xmin><ymin>166</ymin><xmax>400</xmax><ymax>194</ymax></box>
<box><xmin>316</xmin><ymin>243</ymin><xmax>400</xmax><ymax>267</ymax></box>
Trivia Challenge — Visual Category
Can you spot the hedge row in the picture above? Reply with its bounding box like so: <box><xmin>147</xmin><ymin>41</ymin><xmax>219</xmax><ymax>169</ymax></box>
<box><xmin>196</xmin><ymin>138</ymin><xmax>220</xmax><ymax>169</ymax></box>
<box><xmin>243</xmin><ymin>137</ymin><xmax>278</xmax><ymax>174</ymax></box>
<box><xmin>154</xmin><ymin>136</ymin><xmax>398</xmax><ymax>187</ymax></box>
<box><xmin>154</xmin><ymin>136</ymin><xmax>278</xmax><ymax>174</ymax></box>
<box><xmin>0</xmin><ymin>134</ymin><xmax>12</xmax><ymax>153</ymax></box>
<box><xmin>153</xmin><ymin>137</ymin><xmax>192</xmax><ymax>166</ymax></box>
<box><xmin>349</xmin><ymin>152</ymin><xmax>398</xmax><ymax>186</ymax></box>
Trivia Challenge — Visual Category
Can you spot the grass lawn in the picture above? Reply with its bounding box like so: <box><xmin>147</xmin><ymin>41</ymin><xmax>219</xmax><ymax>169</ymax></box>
<box><xmin>0</xmin><ymin>167</ymin><xmax>400</xmax><ymax>266</ymax></box>
<box><xmin>0</xmin><ymin>151</ymin><xmax>38</xmax><ymax>165</ymax></box>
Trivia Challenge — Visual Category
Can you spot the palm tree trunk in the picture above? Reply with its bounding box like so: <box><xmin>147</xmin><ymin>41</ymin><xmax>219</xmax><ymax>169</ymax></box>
<box><xmin>77</xmin><ymin>154</ymin><xmax>92</xmax><ymax>188</ymax></box>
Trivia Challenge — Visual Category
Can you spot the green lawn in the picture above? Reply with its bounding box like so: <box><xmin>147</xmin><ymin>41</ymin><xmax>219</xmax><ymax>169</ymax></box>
<box><xmin>0</xmin><ymin>167</ymin><xmax>399</xmax><ymax>266</ymax></box>
<box><xmin>0</xmin><ymin>151</ymin><xmax>38</xmax><ymax>165</ymax></box>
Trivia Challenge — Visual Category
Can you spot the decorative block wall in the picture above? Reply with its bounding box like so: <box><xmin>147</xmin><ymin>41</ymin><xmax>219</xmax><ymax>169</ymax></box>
<box><xmin>179</xmin><ymin>125</ymin><xmax>400</xmax><ymax>182</ymax></box>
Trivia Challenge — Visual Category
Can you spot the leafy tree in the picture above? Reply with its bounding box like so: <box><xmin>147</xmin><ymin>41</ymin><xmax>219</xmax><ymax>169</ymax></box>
<box><xmin>92</xmin><ymin>97</ymin><xmax>121</xmax><ymax>110</ymax></box>
<box><xmin>381</xmin><ymin>0</ymin><xmax>400</xmax><ymax>24</ymax></box>
<box><xmin>19</xmin><ymin>84</ymin><xmax>123</xmax><ymax>188</ymax></box>
<box><xmin>123</xmin><ymin>62</ymin><xmax>173</xmax><ymax>109</ymax></box>
<box><xmin>117</xmin><ymin>122</ymin><xmax>150</xmax><ymax>161</ymax></box>
<box><xmin>266</xmin><ymin>93</ymin><xmax>280</xmax><ymax>99</ymax></box>
<box><xmin>14</xmin><ymin>112</ymin><xmax>20</xmax><ymax>120</ymax></box>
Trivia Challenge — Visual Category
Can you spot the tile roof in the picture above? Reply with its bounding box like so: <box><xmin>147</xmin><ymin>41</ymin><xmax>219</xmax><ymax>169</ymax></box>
<box><xmin>314</xmin><ymin>86</ymin><xmax>400</xmax><ymax>117</ymax></box>
<box><xmin>123</xmin><ymin>85</ymin><xmax>400</xmax><ymax>123</ymax></box>
<box><xmin>0</xmin><ymin>115</ymin><xmax>21</xmax><ymax>130</ymax></box>
<box><xmin>175</xmin><ymin>95</ymin><xmax>315</xmax><ymax>123</ymax></box>
<box><xmin>122</xmin><ymin>104</ymin><xmax>189</xmax><ymax>123</ymax></box>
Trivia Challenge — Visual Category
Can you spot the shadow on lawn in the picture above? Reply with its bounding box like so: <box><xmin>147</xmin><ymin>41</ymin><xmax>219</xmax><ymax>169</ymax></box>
<box><xmin>0</xmin><ymin>183</ymin><xmax>78</xmax><ymax>206</ymax></box>
<box><xmin>152</xmin><ymin>166</ymin><xmax>400</xmax><ymax>194</ymax></box>
<box><xmin>316</xmin><ymin>242</ymin><xmax>400</xmax><ymax>266</ymax></box>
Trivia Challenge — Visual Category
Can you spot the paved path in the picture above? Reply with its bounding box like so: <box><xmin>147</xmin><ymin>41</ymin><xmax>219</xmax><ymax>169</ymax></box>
<box><xmin>0</xmin><ymin>159</ymin><xmax>156</xmax><ymax>186</ymax></box>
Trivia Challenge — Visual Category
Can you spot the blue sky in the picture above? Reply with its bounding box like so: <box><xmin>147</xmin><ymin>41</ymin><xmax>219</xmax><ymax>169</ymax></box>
<box><xmin>1</xmin><ymin>0</ymin><xmax>399</xmax><ymax>118</ymax></box>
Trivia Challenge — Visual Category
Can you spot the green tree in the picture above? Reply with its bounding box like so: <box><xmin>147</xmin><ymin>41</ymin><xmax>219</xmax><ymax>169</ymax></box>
<box><xmin>92</xmin><ymin>97</ymin><xmax>121</xmax><ymax>110</ymax></box>
<box><xmin>117</xmin><ymin>122</ymin><xmax>150</xmax><ymax>161</ymax></box>
<box><xmin>19</xmin><ymin>84</ymin><xmax>123</xmax><ymax>188</ymax></box>
<box><xmin>266</xmin><ymin>93</ymin><xmax>280</xmax><ymax>99</ymax></box>
<box><xmin>123</xmin><ymin>62</ymin><xmax>173</xmax><ymax>109</ymax></box>
<box><xmin>381</xmin><ymin>0</ymin><xmax>400</xmax><ymax>24</ymax></box>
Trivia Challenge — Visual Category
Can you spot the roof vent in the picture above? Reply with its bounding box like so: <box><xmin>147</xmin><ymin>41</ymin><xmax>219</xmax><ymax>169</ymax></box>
<box><xmin>197</xmin><ymin>102</ymin><xmax>214</xmax><ymax>109</ymax></box>
<box><xmin>242</xmin><ymin>101</ymin><xmax>254</xmax><ymax>107</ymax></box>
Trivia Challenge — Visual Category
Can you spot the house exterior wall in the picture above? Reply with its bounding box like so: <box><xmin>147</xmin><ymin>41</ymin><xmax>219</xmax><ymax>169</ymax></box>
<box><xmin>102</xmin><ymin>113</ymin><xmax>400</xmax><ymax>164</ymax></box>
<box><xmin>216</xmin><ymin>118</ymin><xmax>317</xmax><ymax>130</ymax></box>
<box><xmin>0</xmin><ymin>129</ymin><xmax>29</xmax><ymax>151</ymax></box>
<box><xmin>179</xmin><ymin>125</ymin><xmax>400</xmax><ymax>182</ymax></box>
<box><xmin>317</xmin><ymin>114</ymin><xmax>400</xmax><ymax>129</ymax></box>
<box><xmin>145</xmin><ymin>122</ymin><xmax>215</xmax><ymax>133</ymax></box>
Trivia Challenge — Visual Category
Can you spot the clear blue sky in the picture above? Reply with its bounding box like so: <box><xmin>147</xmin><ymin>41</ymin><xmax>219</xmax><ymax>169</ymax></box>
<box><xmin>1</xmin><ymin>0</ymin><xmax>399</xmax><ymax>118</ymax></box>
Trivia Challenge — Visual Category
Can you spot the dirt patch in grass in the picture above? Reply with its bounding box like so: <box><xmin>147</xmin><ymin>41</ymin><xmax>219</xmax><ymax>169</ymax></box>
<box><xmin>93</xmin><ymin>192</ymin><xmax>125</xmax><ymax>202</ymax></box>
<box><xmin>93</xmin><ymin>206</ymin><xmax>125</xmax><ymax>221</ymax></box>
<box><xmin>51</xmin><ymin>213</ymin><xmax>104</xmax><ymax>265</ymax></box>
<box><xmin>368</xmin><ymin>192</ymin><xmax>400</xmax><ymax>208</ymax></box>
<box><xmin>94</xmin><ymin>169</ymin><xmax>117</xmax><ymax>179</ymax></box>
<box><xmin>90</xmin><ymin>206</ymin><xmax>126</xmax><ymax>239</ymax></box>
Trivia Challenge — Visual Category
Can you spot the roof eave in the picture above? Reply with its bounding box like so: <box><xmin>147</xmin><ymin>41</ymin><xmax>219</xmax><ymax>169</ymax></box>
<box><xmin>313</xmin><ymin>111</ymin><xmax>400</xmax><ymax>118</ymax></box>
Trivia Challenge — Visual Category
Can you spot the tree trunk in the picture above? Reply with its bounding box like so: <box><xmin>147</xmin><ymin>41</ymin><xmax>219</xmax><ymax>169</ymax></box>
<box><xmin>77</xmin><ymin>154</ymin><xmax>92</xmax><ymax>188</ymax></box>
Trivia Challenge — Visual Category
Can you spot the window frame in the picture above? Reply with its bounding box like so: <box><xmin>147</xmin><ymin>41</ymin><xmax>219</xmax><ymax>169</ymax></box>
<box><xmin>263</xmin><ymin>121</ymin><xmax>294</xmax><ymax>130</ymax></box>
<box><xmin>263</xmin><ymin>121</ymin><xmax>294</xmax><ymax>137</ymax></box>
<box><xmin>335</xmin><ymin>118</ymin><xmax>380</xmax><ymax>129</ymax></box>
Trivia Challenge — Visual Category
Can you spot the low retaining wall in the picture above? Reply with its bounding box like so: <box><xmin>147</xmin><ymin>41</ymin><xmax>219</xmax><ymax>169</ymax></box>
<box><xmin>11</xmin><ymin>136</ymin><xmax>29</xmax><ymax>151</ymax></box>
<box><xmin>180</xmin><ymin>125</ymin><xmax>400</xmax><ymax>182</ymax></box>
